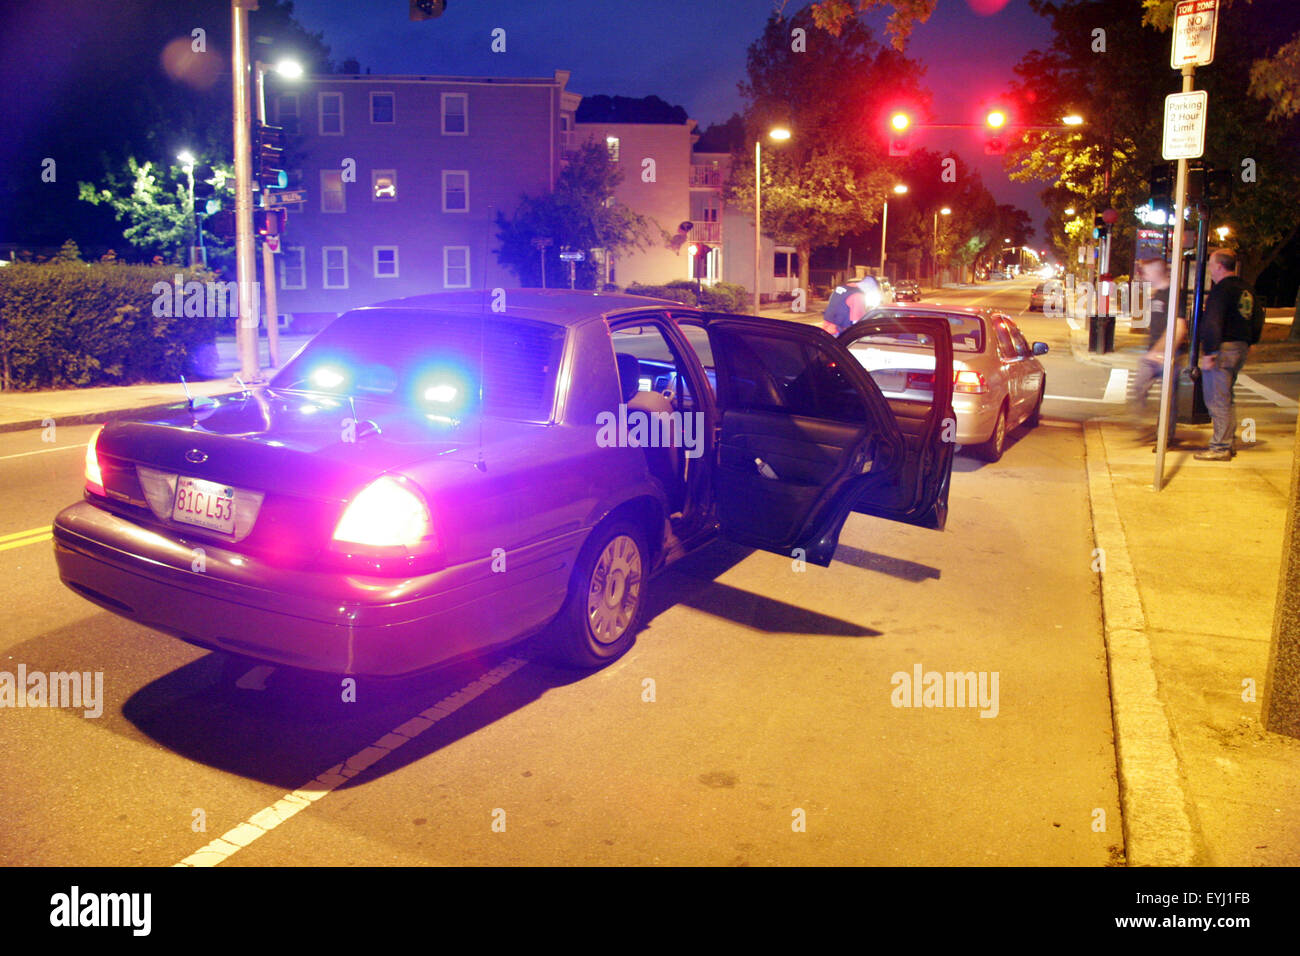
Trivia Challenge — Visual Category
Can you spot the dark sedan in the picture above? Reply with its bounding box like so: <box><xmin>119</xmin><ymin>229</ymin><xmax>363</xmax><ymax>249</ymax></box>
<box><xmin>893</xmin><ymin>279</ymin><xmax>922</xmax><ymax>302</ymax></box>
<box><xmin>54</xmin><ymin>291</ymin><xmax>955</xmax><ymax>676</ymax></box>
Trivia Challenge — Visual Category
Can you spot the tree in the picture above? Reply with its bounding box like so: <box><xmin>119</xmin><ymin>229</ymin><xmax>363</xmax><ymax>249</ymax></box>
<box><xmin>728</xmin><ymin>6</ymin><xmax>929</xmax><ymax>291</ymax></box>
<box><xmin>495</xmin><ymin>141</ymin><xmax>658</xmax><ymax>288</ymax></box>
<box><xmin>807</xmin><ymin>0</ymin><xmax>939</xmax><ymax>48</ymax></box>
<box><xmin>78</xmin><ymin>157</ymin><xmax>235</xmax><ymax>269</ymax></box>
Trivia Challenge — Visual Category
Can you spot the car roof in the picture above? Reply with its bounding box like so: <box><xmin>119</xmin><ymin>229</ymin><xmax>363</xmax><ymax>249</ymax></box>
<box><xmin>356</xmin><ymin>289</ymin><xmax>686</xmax><ymax>328</ymax></box>
<box><xmin>866</xmin><ymin>303</ymin><xmax>995</xmax><ymax>320</ymax></box>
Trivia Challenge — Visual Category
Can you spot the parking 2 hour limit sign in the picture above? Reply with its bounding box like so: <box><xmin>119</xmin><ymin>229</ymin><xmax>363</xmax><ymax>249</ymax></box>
<box><xmin>1163</xmin><ymin>90</ymin><xmax>1208</xmax><ymax>160</ymax></box>
<box><xmin>1171</xmin><ymin>0</ymin><xmax>1218</xmax><ymax>68</ymax></box>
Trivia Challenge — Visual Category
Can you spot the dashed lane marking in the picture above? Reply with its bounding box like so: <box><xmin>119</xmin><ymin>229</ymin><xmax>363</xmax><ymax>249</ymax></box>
<box><xmin>175</xmin><ymin>655</ymin><xmax>531</xmax><ymax>867</ymax></box>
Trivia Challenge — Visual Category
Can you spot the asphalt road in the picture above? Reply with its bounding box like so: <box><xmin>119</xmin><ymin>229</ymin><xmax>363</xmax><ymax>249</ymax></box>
<box><xmin>0</xmin><ymin>279</ymin><xmax>1208</xmax><ymax>866</ymax></box>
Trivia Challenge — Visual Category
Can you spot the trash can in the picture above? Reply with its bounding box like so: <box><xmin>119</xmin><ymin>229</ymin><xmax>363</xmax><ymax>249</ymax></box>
<box><xmin>1176</xmin><ymin>366</ymin><xmax>1211</xmax><ymax>424</ymax></box>
<box><xmin>1088</xmin><ymin>314</ymin><xmax>1116</xmax><ymax>353</ymax></box>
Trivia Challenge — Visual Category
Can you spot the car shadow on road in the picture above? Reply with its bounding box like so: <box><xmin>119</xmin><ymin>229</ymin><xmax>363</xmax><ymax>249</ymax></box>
<box><xmin>832</xmin><ymin>544</ymin><xmax>940</xmax><ymax>582</ymax></box>
<box><xmin>643</xmin><ymin>539</ymin><xmax>881</xmax><ymax>637</ymax></box>
<box><xmin>106</xmin><ymin>538</ymin><xmax>870</xmax><ymax>792</ymax></box>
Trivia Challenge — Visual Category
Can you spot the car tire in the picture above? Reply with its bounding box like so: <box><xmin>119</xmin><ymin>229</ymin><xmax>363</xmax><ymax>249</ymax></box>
<box><xmin>973</xmin><ymin>404</ymin><xmax>1008</xmax><ymax>462</ymax></box>
<box><xmin>543</xmin><ymin>519</ymin><xmax>648</xmax><ymax>669</ymax></box>
<box><xmin>1026</xmin><ymin>382</ymin><xmax>1045</xmax><ymax>427</ymax></box>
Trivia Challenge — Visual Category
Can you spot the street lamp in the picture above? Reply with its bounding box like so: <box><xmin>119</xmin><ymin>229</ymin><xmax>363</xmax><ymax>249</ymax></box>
<box><xmin>1064</xmin><ymin>207</ymin><xmax>1076</xmax><ymax>216</ymax></box>
<box><xmin>177</xmin><ymin>150</ymin><xmax>196</xmax><ymax>266</ymax></box>
<box><xmin>932</xmin><ymin>206</ymin><xmax>951</xmax><ymax>286</ymax></box>
<box><xmin>1216</xmin><ymin>226</ymin><xmax>1230</xmax><ymax>242</ymax></box>
<box><xmin>880</xmin><ymin>183</ymin><xmax>908</xmax><ymax>277</ymax></box>
<box><xmin>754</xmin><ymin>126</ymin><xmax>791</xmax><ymax>315</ymax></box>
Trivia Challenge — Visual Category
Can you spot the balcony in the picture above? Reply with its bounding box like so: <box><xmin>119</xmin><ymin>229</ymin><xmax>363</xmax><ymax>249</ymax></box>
<box><xmin>688</xmin><ymin>221</ymin><xmax>722</xmax><ymax>243</ymax></box>
<box><xmin>690</xmin><ymin>165</ymin><xmax>724</xmax><ymax>188</ymax></box>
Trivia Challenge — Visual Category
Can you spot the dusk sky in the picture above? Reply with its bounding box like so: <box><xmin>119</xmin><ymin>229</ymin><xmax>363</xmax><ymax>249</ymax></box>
<box><xmin>288</xmin><ymin>0</ymin><xmax>1058</xmax><ymax>241</ymax></box>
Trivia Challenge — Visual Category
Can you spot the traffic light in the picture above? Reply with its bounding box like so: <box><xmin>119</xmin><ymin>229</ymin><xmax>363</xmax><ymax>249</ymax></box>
<box><xmin>207</xmin><ymin>210</ymin><xmax>236</xmax><ymax>238</ymax></box>
<box><xmin>254</xmin><ymin>208</ymin><xmax>286</xmax><ymax>237</ymax></box>
<box><xmin>253</xmin><ymin>123</ymin><xmax>287</xmax><ymax>190</ymax></box>
<box><xmin>1092</xmin><ymin>213</ymin><xmax>1106</xmax><ymax>240</ymax></box>
<box><xmin>888</xmin><ymin>112</ymin><xmax>912</xmax><ymax>157</ymax></box>
<box><xmin>1147</xmin><ymin>163</ymin><xmax>1174</xmax><ymax>209</ymax></box>
<box><xmin>984</xmin><ymin>110</ymin><xmax>1007</xmax><ymax>155</ymax></box>
<box><xmin>409</xmin><ymin>0</ymin><xmax>446</xmax><ymax>20</ymax></box>
<box><xmin>1187</xmin><ymin>165</ymin><xmax>1232</xmax><ymax>205</ymax></box>
<box><xmin>193</xmin><ymin>163</ymin><xmax>216</xmax><ymax>201</ymax></box>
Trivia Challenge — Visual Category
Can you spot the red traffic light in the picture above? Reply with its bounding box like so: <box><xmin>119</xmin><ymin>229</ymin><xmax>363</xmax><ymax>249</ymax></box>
<box><xmin>254</xmin><ymin>208</ymin><xmax>286</xmax><ymax>237</ymax></box>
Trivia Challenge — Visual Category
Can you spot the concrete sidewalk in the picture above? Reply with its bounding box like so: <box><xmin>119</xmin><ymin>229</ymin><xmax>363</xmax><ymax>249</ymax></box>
<box><xmin>1085</xmin><ymin>415</ymin><xmax>1300</xmax><ymax>865</ymax></box>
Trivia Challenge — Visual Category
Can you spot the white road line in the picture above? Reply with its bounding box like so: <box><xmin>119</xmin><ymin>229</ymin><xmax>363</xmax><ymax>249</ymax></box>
<box><xmin>175</xmin><ymin>655</ymin><xmax>530</xmax><ymax>867</ymax></box>
<box><xmin>1102</xmin><ymin>368</ymin><xmax>1129</xmax><ymax>404</ymax></box>
<box><xmin>0</xmin><ymin>444</ymin><xmax>85</xmax><ymax>461</ymax></box>
<box><xmin>1045</xmin><ymin>394</ymin><xmax>1110</xmax><ymax>403</ymax></box>
<box><xmin>1238</xmin><ymin>374</ymin><xmax>1299</xmax><ymax>410</ymax></box>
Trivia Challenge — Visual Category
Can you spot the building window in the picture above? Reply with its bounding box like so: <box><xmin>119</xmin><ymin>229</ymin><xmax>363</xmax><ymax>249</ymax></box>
<box><xmin>319</xmin><ymin>92</ymin><xmax>343</xmax><ymax>135</ymax></box>
<box><xmin>322</xmin><ymin>247</ymin><xmax>348</xmax><ymax>289</ymax></box>
<box><xmin>276</xmin><ymin>94</ymin><xmax>300</xmax><ymax>136</ymax></box>
<box><xmin>374</xmin><ymin>246</ymin><xmax>399</xmax><ymax>278</ymax></box>
<box><xmin>320</xmin><ymin>169</ymin><xmax>345</xmax><ymax>212</ymax></box>
<box><xmin>443</xmin><ymin>247</ymin><xmax>470</xmax><ymax>288</ymax></box>
<box><xmin>442</xmin><ymin>170</ymin><xmax>468</xmax><ymax>212</ymax></box>
<box><xmin>774</xmin><ymin>251</ymin><xmax>794</xmax><ymax>278</ymax></box>
<box><xmin>372</xmin><ymin>169</ymin><xmax>397</xmax><ymax>201</ymax></box>
<box><xmin>441</xmin><ymin>92</ymin><xmax>467</xmax><ymax>135</ymax></box>
<box><xmin>370</xmin><ymin>91</ymin><xmax>395</xmax><ymax>124</ymax></box>
<box><xmin>279</xmin><ymin>246</ymin><xmax>305</xmax><ymax>289</ymax></box>
<box><xmin>606</xmin><ymin>135</ymin><xmax>620</xmax><ymax>161</ymax></box>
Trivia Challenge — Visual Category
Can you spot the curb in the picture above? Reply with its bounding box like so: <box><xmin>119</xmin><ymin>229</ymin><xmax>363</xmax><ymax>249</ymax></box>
<box><xmin>0</xmin><ymin>394</ymin><xmax>238</xmax><ymax>435</ymax></box>
<box><xmin>1083</xmin><ymin>421</ymin><xmax>1200</xmax><ymax>866</ymax></box>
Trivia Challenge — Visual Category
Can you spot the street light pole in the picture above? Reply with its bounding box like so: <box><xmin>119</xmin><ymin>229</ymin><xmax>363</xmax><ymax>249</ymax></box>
<box><xmin>231</xmin><ymin>0</ymin><xmax>260</xmax><ymax>382</ymax></box>
<box><xmin>754</xmin><ymin>139</ymin><xmax>761</xmax><ymax>316</ymax></box>
<box><xmin>879</xmin><ymin>199</ymin><xmax>889</xmax><ymax>276</ymax></box>
<box><xmin>178</xmin><ymin>152</ymin><xmax>196</xmax><ymax>267</ymax></box>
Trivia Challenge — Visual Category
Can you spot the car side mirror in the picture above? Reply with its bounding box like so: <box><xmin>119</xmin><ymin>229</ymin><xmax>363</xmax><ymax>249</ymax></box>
<box><xmin>1032</xmin><ymin>342</ymin><xmax>1049</xmax><ymax>355</ymax></box>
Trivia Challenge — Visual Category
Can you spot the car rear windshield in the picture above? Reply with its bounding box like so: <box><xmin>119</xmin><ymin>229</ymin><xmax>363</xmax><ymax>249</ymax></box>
<box><xmin>860</xmin><ymin>310</ymin><xmax>984</xmax><ymax>352</ymax></box>
<box><xmin>270</xmin><ymin>308</ymin><xmax>567</xmax><ymax>421</ymax></box>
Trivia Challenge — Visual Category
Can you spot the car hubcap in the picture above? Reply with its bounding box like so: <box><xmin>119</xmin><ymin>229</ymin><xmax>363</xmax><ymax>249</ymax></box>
<box><xmin>995</xmin><ymin>412</ymin><xmax>1005</xmax><ymax>450</ymax></box>
<box><xmin>587</xmin><ymin>534</ymin><xmax>642</xmax><ymax>644</ymax></box>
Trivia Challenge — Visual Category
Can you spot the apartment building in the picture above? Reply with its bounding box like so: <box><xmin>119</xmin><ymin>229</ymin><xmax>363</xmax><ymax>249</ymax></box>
<box><xmin>269</xmin><ymin>70</ymin><xmax>579</xmax><ymax>323</ymax></box>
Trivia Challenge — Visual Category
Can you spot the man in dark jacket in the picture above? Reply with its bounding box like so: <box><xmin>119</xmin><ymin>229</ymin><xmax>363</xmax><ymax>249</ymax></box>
<box><xmin>1195</xmin><ymin>249</ymin><xmax>1257</xmax><ymax>460</ymax></box>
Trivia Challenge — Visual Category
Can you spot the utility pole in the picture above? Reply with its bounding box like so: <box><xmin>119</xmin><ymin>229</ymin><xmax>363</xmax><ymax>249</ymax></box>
<box><xmin>231</xmin><ymin>0</ymin><xmax>261</xmax><ymax>381</ymax></box>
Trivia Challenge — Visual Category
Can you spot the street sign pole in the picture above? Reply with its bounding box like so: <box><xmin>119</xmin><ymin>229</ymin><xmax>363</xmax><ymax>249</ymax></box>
<box><xmin>1154</xmin><ymin>66</ymin><xmax>1198</xmax><ymax>491</ymax></box>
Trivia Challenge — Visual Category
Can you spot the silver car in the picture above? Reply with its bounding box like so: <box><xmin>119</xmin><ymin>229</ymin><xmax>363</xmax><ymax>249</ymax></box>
<box><xmin>842</xmin><ymin>306</ymin><xmax>1048</xmax><ymax>462</ymax></box>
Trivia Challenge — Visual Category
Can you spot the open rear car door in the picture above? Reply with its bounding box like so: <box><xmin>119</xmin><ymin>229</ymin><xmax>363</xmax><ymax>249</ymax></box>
<box><xmin>695</xmin><ymin>314</ymin><xmax>954</xmax><ymax>568</ymax></box>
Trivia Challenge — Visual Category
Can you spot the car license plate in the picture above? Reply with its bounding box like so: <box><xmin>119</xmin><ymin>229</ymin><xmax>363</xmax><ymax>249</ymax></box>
<box><xmin>171</xmin><ymin>476</ymin><xmax>236</xmax><ymax>534</ymax></box>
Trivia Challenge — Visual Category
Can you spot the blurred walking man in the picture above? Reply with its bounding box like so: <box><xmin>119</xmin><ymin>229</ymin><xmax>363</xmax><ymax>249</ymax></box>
<box><xmin>1130</xmin><ymin>257</ymin><xmax>1186</xmax><ymax>446</ymax></box>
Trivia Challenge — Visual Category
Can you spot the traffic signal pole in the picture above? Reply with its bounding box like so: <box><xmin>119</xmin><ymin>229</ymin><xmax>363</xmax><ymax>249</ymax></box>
<box><xmin>231</xmin><ymin>0</ymin><xmax>261</xmax><ymax>381</ymax></box>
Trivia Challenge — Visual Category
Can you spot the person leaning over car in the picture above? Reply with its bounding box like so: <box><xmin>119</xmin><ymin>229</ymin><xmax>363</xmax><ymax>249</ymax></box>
<box><xmin>819</xmin><ymin>275</ymin><xmax>882</xmax><ymax>335</ymax></box>
<box><xmin>1194</xmin><ymin>249</ymin><xmax>1257</xmax><ymax>461</ymax></box>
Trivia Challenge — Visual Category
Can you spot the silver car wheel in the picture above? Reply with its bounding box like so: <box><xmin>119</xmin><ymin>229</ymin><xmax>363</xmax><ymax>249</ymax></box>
<box><xmin>586</xmin><ymin>534</ymin><xmax>643</xmax><ymax>645</ymax></box>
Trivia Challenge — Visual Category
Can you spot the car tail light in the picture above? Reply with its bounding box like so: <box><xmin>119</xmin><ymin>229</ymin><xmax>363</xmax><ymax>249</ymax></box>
<box><xmin>333</xmin><ymin>476</ymin><xmax>432</xmax><ymax>549</ymax></box>
<box><xmin>953</xmin><ymin>369</ymin><xmax>989</xmax><ymax>394</ymax></box>
<box><xmin>905</xmin><ymin>371</ymin><xmax>935</xmax><ymax>390</ymax></box>
<box><xmin>84</xmin><ymin>425</ymin><xmax>106</xmax><ymax>497</ymax></box>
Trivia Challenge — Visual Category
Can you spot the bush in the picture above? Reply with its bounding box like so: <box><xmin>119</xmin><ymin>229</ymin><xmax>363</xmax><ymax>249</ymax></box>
<box><xmin>625</xmin><ymin>282</ymin><xmax>698</xmax><ymax>306</ymax></box>
<box><xmin>0</xmin><ymin>259</ymin><xmax>219</xmax><ymax>390</ymax></box>
<box><xmin>625</xmin><ymin>280</ymin><xmax>751</xmax><ymax>313</ymax></box>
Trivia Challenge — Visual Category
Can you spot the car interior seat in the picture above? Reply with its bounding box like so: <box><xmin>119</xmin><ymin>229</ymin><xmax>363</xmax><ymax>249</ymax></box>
<box><xmin>615</xmin><ymin>352</ymin><xmax>686</xmax><ymax>513</ymax></box>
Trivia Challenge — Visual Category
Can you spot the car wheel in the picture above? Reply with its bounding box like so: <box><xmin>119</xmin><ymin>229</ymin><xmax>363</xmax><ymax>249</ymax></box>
<box><xmin>973</xmin><ymin>404</ymin><xmax>1008</xmax><ymax>462</ymax></box>
<box><xmin>1026</xmin><ymin>382</ymin><xmax>1045</xmax><ymax>427</ymax></box>
<box><xmin>545</xmin><ymin>520</ymin><xmax>647</xmax><ymax>668</ymax></box>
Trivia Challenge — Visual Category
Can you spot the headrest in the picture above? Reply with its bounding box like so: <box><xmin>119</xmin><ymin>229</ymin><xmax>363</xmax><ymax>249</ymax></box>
<box><xmin>615</xmin><ymin>352</ymin><xmax>640</xmax><ymax>403</ymax></box>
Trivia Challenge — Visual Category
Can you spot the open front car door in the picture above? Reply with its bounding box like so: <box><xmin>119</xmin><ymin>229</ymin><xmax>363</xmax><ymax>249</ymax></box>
<box><xmin>698</xmin><ymin>314</ymin><xmax>954</xmax><ymax>568</ymax></box>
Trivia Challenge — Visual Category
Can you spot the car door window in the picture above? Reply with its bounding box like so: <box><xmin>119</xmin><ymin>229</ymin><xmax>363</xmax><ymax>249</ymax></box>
<box><xmin>712</xmin><ymin>328</ymin><xmax>867</xmax><ymax>423</ymax></box>
<box><xmin>1008</xmin><ymin>324</ymin><xmax>1032</xmax><ymax>358</ymax></box>
<box><xmin>993</xmin><ymin>319</ymin><xmax>1016</xmax><ymax>359</ymax></box>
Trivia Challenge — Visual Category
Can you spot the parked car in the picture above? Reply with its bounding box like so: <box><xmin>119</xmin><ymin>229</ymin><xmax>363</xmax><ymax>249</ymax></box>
<box><xmin>54</xmin><ymin>291</ymin><xmax>955</xmax><ymax>677</ymax></box>
<box><xmin>843</xmin><ymin>305</ymin><xmax>1047</xmax><ymax>462</ymax></box>
<box><xmin>893</xmin><ymin>279</ymin><xmax>922</xmax><ymax>302</ymax></box>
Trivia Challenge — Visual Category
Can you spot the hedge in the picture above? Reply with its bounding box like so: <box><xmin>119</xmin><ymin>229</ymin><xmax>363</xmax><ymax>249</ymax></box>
<box><xmin>625</xmin><ymin>280</ymin><xmax>751</xmax><ymax>313</ymax></box>
<box><xmin>0</xmin><ymin>260</ymin><xmax>219</xmax><ymax>390</ymax></box>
